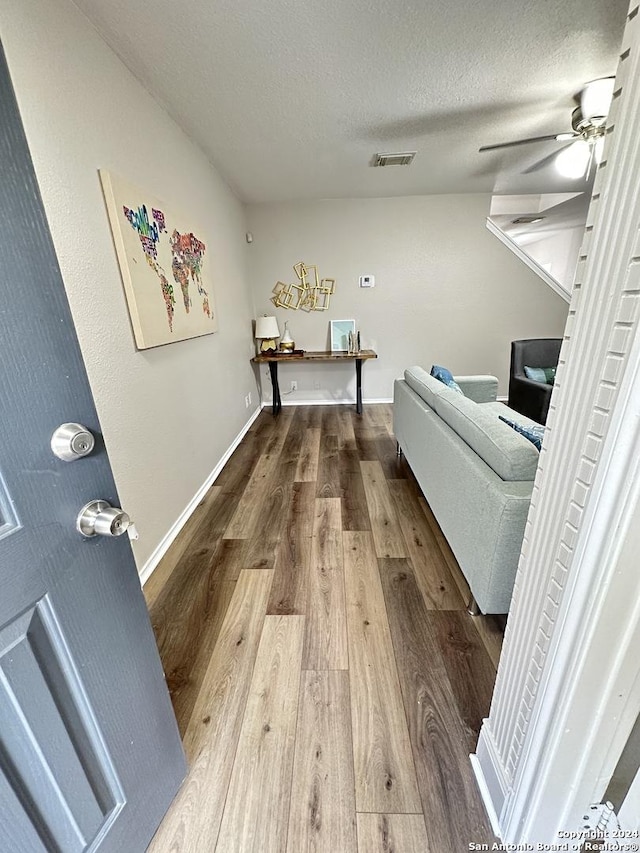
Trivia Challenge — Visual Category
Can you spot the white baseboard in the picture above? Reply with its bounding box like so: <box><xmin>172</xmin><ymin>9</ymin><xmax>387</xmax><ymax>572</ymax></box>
<box><xmin>138</xmin><ymin>405</ymin><xmax>263</xmax><ymax>587</ymax></box>
<box><xmin>472</xmin><ymin>722</ymin><xmax>509</xmax><ymax>840</ymax></box>
<box><xmin>262</xmin><ymin>397</ymin><xmax>393</xmax><ymax>407</ymax></box>
<box><xmin>470</xmin><ymin>753</ymin><xmax>502</xmax><ymax>840</ymax></box>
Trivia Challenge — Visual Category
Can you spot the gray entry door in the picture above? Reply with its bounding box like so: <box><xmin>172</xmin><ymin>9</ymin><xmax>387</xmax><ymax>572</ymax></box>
<box><xmin>0</xmin><ymin>45</ymin><xmax>186</xmax><ymax>852</ymax></box>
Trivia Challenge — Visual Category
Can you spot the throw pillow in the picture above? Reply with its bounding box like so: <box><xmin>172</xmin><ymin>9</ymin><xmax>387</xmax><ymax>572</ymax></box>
<box><xmin>524</xmin><ymin>365</ymin><xmax>556</xmax><ymax>385</ymax></box>
<box><xmin>430</xmin><ymin>364</ymin><xmax>464</xmax><ymax>395</ymax></box>
<box><xmin>499</xmin><ymin>415</ymin><xmax>545</xmax><ymax>451</ymax></box>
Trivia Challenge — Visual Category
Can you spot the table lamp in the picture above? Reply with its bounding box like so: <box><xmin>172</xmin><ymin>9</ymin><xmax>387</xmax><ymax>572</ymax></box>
<box><xmin>255</xmin><ymin>315</ymin><xmax>280</xmax><ymax>353</ymax></box>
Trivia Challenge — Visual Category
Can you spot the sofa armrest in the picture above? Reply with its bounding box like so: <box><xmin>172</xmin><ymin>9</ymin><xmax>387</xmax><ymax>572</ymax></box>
<box><xmin>454</xmin><ymin>375</ymin><xmax>499</xmax><ymax>403</ymax></box>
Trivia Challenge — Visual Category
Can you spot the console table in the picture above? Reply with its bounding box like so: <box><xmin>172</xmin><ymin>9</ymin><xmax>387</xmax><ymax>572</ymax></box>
<box><xmin>251</xmin><ymin>350</ymin><xmax>378</xmax><ymax>415</ymax></box>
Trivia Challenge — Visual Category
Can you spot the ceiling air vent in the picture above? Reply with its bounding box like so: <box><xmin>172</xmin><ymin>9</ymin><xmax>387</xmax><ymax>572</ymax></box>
<box><xmin>511</xmin><ymin>216</ymin><xmax>545</xmax><ymax>225</ymax></box>
<box><xmin>372</xmin><ymin>152</ymin><xmax>416</xmax><ymax>167</ymax></box>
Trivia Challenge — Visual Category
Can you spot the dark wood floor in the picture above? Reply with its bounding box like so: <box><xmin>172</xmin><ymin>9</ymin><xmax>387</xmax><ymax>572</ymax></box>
<box><xmin>144</xmin><ymin>404</ymin><xmax>504</xmax><ymax>852</ymax></box>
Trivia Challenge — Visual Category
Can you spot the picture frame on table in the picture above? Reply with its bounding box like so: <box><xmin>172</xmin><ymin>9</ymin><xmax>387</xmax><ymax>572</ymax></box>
<box><xmin>330</xmin><ymin>319</ymin><xmax>355</xmax><ymax>352</ymax></box>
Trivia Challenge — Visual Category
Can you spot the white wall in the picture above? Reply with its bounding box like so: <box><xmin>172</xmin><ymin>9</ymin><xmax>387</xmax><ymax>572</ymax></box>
<box><xmin>1</xmin><ymin>0</ymin><xmax>258</xmax><ymax>572</ymax></box>
<box><xmin>247</xmin><ymin>196</ymin><xmax>569</xmax><ymax>402</ymax></box>
<box><xmin>517</xmin><ymin>226</ymin><xmax>584</xmax><ymax>290</ymax></box>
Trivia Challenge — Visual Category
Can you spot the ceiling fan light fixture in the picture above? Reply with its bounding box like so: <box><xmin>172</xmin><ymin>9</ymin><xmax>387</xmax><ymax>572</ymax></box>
<box><xmin>556</xmin><ymin>139</ymin><xmax>591</xmax><ymax>179</ymax></box>
<box><xmin>580</xmin><ymin>77</ymin><xmax>615</xmax><ymax>126</ymax></box>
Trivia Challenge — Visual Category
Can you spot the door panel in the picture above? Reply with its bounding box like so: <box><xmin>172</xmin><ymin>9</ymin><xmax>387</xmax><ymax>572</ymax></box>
<box><xmin>0</xmin><ymin>598</ymin><xmax>122</xmax><ymax>851</ymax></box>
<box><xmin>0</xmin><ymin>40</ymin><xmax>186</xmax><ymax>852</ymax></box>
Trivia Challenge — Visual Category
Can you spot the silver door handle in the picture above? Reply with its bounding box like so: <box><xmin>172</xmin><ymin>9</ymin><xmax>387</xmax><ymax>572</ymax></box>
<box><xmin>77</xmin><ymin>500</ymin><xmax>131</xmax><ymax>538</ymax></box>
<box><xmin>51</xmin><ymin>423</ymin><xmax>95</xmax><ymax>461</ymax></box>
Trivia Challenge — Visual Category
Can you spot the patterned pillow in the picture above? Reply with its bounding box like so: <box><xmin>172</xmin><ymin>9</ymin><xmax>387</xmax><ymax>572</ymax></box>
<box><xmin>524</xmin><ymin>365</ymin><xmax>556</xmax><ymax>385</ymax></box>
<box><xmin>430</xmin><ymin>364</ymin><xmax>464</xmax><ymax>395</ymax></box>
<box><xmin>499</xmin><ymin>415</ymin><xmax>545</xmax><ymax>451</ymax></box>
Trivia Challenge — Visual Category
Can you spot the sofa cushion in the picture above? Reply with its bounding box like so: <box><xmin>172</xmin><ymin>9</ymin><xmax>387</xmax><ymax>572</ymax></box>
<box><xmin>430</xmin><ymin>364</ymin><xmax>464</xmax><ymax>394</ymax></box>
<box><xmin>499</xmin><ymin>416</ymin><xmax>545</xmax><ymax>451</ymax></box>
<box><xmin>524</xmin><ymin>365</ymin><xmax>556</xmax><ymax>385</ymax></box>
<box><xmin>433</xmin><ymin>393</ymin><xmax>539</xmax><ymax>481</ymax></box>
<box><xmin>404</xmin><ymin>366</ymin><xmax>454</xmax><ymax>408</ymax></box>
<box><xmin>479</xmin><ymin>401</ymin><xmax>542</xmax><ymax>428</ymax></box>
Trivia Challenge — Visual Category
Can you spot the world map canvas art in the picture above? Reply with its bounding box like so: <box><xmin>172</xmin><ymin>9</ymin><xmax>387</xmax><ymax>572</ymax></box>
<box><xmin>100</xmin><ymin>171</ymin><xmax>218</xmax><ymax>349</ymax></box>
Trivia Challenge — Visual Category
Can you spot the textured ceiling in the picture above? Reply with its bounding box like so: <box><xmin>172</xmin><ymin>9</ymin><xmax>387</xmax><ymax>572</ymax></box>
<box><xmin>74</xmin><ymin>0</ymin><xmax>628</xmax><ymax>202</ymax></box>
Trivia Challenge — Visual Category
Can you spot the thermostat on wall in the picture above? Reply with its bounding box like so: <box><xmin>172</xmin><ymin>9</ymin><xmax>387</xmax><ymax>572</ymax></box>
<box><xmin>359</xmin><ymin>275</ymin><xmax>375</xmax><ymax>288</ymax></box>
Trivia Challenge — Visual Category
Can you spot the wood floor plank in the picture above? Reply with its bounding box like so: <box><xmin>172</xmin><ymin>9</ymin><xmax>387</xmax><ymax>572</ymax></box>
<box><xmin>360</xmin><ymin>405</ymin><xmax>387</xmax><ymax>428</ymax></box>
<box><xmin>241</xmin><ymin>481</ymin><xmax>294</xmax><ymax>569</ymax></box>
<box><xmin>262</xmin><ymin>407</ymin><xmax>295</xmax><ymax>456</ymax></box>
<box><xmin>148</xmin><ymin>405</ymin><xmax>504</xmax><ymax>852</ymax></box>
<box><xmin>216</xmin><ymin>615</ymin><xmax>305</xmax><ymax>853</ymax></box>
<box><xmin>223</xmin><ymin>452</ymin><xmax>281</xmax><ymax>539</ymax></box>
<box><xmin>214</xmin><ymin>431</ymin><xmax>264</xmax><ymax>494</ymax></box>
<box><xmin>321</xmin><ymin>406</ymin><xmax>341</xmax><ymax>434</ymax></box>
<box><xmin>380</xmin><ymin>403</ymin><xmax>395</xmax><ymax>436</ymax></box>
<box><xmin>168</xmin><ymin>581</ymin><xmax>236</xmax><ymax>735</ymax></box>
<box><xmin>286</xmin><ymin>671</ymin><xmax>357</xmax><ymax>853</ymax></box>
<box><xmin>467</xmin><ymin>613</ymin><xmax>507</xmax><ymax>672</ymax></box>
<box><xmin>268</xmin><ymin>481</ymin><xmax>316</xmax><ymax>616</ymax></box>
<box><xmin>388</xmin><ymin>480</ymin><xmax>463</xmax><ymax>609</ymax></box>
<box><xmin>375</xmin><ymin>434</ymin><xmax>410</xmax><ymax>480</ymax></box>
<box><xmin>336</xmin><ymin>406</ymin><xmax>357</xmax><ymax>450</ymax></box>
<box><xmin>303</xmin><ymin>498</ymin><xmax>348</xmax><ymax>670</ymax></box>
<box><xmin>295</xmin><ymin>427</ymin><xmax>321</xmax><ymax>482</ymax></box>
<box><xmin>429</xmin><ymin>611</ymin><xmax>496</xmax><ymax>748</ymax></box>
<box><xmin>150</xmin><ymin>538</ymin><xmax>245</xmax><ymax>733</ymax></box>
<box><xmin>418</xmin><ymin>496</ymin><xmax>472</xmax><ymax>605</ymax></box>
<box><xmin>340</xmin><ymin>441</ymin><xmax>362</xmax><ymax>474</ymax></box>
<box><xmin>276</xmin><ymin>411</ymin><xmax>305</xmax><ymax>483</ymax></box>
<box><xmin>147</xmin><ymin>569</ymin><xmax>273</xmax><ymax>852</ymax></box>
<box><xmin>360</xmin><ymin>461</ymin><xmax>406</xmax><ymax>558</ymax></box>
<box><xmin>353</xmin><ymin>424</ymin><xmax>381</xmax><ymax>461</ymax></box>
<box><xmin>296</xmin><ymin>405</ymin><xmax>323</xmax><ymax>429</ymax></box>
<box><xmin>187</xmin><ymin>484</ymin><xmax>244</xmax><ymax>549</ymax></box>
<box><xmin>356</xmin><ymin>814</ymin><xmax>429</xmax><ymax>853</ymax></box>
<box><xmin>144</xmin><ymin>485</ymin><xmax>222</xmax><ymax>608</ymax></box>
<box><xmin>340</xmin><ymin>470</ymin><xmax>371</xmax><ymax>531</ymax></box>
<box><xmin>207</xmin><ymin>537</ymin><xmax>250</xmax><ymax>582</ymax></box>
<box><xmin>343</xmin><ymin>531</ymin><xmax>421</xmax><ymax>814</ymax></box>
<box><xmin>316</xmin><ymin>433</ymin><xmax>341</xmax><ymax>497</ymax></box>
<box><xmin>378</xmin><ymin>558</ymin><xmax>495</xmax><ymax>851</ymax></box>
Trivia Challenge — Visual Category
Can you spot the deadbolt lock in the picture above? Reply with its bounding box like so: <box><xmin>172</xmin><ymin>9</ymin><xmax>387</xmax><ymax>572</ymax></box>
<box><xmin>51</xmin><ymin>423</ymin><xmax>95</xmax><ymax>462</ymax></box>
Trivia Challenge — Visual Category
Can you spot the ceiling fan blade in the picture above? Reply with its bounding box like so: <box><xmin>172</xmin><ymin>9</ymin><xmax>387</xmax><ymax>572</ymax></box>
<box><xmin>479</xmin><ymin>132</ymin><xmax>578</xmax><ymax>153</ymax></box>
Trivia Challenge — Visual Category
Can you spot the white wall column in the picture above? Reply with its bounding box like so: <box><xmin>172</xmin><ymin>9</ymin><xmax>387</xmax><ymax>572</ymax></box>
<box><xmin>474</xmin><ymin>2</ymin><xmax>640</xmax><ymax>840</ymax></box>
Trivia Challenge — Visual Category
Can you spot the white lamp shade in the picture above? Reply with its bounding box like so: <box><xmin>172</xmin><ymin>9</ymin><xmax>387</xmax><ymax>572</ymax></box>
<box><xmin>255</xmin><ymin>315</ymin><xmax>280</xmax><ymax>339</ymax></box>
<box><xmin>581</xmin><ymin>77</ymin><xmax>615</xmax><ymax>126</ymax></box>
<box><xmin>556</xmin><ymin>140</ymin><xmax>591</xmax><ymax>179</ymax></box>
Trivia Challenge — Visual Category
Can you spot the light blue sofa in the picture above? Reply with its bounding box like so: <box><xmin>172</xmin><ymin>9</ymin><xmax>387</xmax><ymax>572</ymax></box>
<box><xmin>393</xmin><ymin>366</ymin><xmax>541</xmax><ymax>614</ymax></box>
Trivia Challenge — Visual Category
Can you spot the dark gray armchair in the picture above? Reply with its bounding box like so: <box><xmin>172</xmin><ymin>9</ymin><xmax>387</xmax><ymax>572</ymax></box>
<box><xmin>508</xmin><ymin>338</ymin><xmax>562</xmax><ymax>425</ymax></box>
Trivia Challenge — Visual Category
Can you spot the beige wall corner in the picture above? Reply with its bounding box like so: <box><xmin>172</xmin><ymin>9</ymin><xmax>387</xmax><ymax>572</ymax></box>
<box><xmin>246</xmin><ymin>195</ymin><xmax>569</xmax><ymax>401</ymax></box>
<box><xmin>1</xmin><ymin>0</ymin><xmax>259</xmax><ymax>571</ymax></box>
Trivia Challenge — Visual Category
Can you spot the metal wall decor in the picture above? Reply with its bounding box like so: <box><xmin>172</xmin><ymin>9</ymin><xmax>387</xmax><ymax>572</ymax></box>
<box><xmin>271</xmin><ymin>262</ymin><xmax>335</xmax><ymax>312</ymax></box>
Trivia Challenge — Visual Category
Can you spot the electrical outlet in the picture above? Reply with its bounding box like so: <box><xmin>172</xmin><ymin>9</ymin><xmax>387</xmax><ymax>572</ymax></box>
<box><xmin>247</xmin><ymin>391</ymin><xmax>252</xmax><ymax>406</ymax></box>
<box><xmin>314</xmin><ymin>381</ymin><xmax>321</xmax><ymax>390</ymax></box>
<box><xmin>244</xmin><ymin>394</ymin><xmax>250</xmax><ymax>408</ymax></box>
<box><xmin>290</xmin><ymin>380</ymin><xmax>297</xmax><ymax>392</ymax></box>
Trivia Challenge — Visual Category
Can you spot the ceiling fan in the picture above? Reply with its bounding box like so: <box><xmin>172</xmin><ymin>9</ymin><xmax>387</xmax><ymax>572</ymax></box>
<box><xmin>479</xmin><ymin>77</ymin><xmax>615</xmax><ymax>179</ymax></box>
